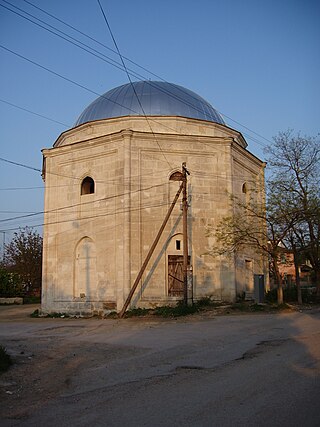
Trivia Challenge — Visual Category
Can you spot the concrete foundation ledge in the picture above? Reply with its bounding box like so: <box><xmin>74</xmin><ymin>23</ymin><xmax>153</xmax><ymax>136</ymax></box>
<box><xmin>0</xmin><ymin>297</ymin><xmax>24</xmax><ymax>305</ymax></box>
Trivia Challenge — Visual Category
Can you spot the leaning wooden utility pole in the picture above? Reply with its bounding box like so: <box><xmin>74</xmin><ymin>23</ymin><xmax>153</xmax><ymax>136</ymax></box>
<box><xmin>182</xmin><ymin>162</ymin><xmax>190</xmax><ymax>306</ymax></box>
<box><xmin>119</xmin><ymin>182</ymin><xmax>184</xmax><ymax>318</ymax></box>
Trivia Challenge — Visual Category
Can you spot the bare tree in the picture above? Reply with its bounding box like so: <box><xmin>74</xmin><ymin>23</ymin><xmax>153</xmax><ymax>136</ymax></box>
<box><xmin>207</xmin><ymin>190</ymin><xmax>296</xmax><ymax>304</ymax></box>
<box><xmin>206</xmin><ymin>131</ymin><xmax>319</xmax><ymax>304</ymax></box>
<box><xmin>266</xmin><ymin>131</ymin><xmax>320</xmax><ymax>298</ymax></box>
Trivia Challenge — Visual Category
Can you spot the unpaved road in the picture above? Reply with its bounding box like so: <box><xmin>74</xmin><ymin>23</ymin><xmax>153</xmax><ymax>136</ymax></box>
<box><xmin>0</xmin><ymin>305</ymin><xmax>319</xmax><ymax>427</ymax></box>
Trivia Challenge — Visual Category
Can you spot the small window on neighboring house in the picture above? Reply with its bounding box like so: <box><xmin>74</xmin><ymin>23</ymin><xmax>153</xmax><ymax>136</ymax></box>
<box><xmin>81</xmin><ymin>176</ymin><xmax>95</xmax><ymax>195</ymax></box>
<box><xmin>176</xmin><ymin>240</ymin><xmax>181</xmax><ymax>250</ymax></box>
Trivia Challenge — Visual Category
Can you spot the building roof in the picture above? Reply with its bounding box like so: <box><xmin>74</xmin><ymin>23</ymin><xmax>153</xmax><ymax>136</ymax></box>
<box><xmin>75</xmin><ymin>81</ymin><xmax>225</xmax><ymax>126</ymax></box>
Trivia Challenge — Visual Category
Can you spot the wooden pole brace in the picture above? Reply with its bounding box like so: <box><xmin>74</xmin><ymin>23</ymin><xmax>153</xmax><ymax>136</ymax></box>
<box><xmin>119</xmin><ymin>182</ymin><xmax>183</xmax><ymax>318</ymax></box>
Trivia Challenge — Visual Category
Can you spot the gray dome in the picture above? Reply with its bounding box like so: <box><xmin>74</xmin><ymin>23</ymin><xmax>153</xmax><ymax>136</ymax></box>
<box><xmin>75</xmin><ymin>81</ymin><xmax>225</xmax><ymax>126</ymax></box>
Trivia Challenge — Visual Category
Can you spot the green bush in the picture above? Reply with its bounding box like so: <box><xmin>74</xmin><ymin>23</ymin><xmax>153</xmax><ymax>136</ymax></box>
<box><xmin>30</xmin><ymin>309</ymin><xmax>40</xmax><ymax>317</ymax></box>
<box><xmin>154</xmin><ymin>301</ymin><xmax>199</xmax><ymax>317</ymax></box>
<box><xmin>124</xmin><ymin>307</ymin><xmax>150</xmax><ymax>317</ymax></box>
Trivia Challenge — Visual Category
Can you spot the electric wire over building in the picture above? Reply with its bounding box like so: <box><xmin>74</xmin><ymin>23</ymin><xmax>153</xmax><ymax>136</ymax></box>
<box><xmin>41</xmin><ymin>81</ymin><xmax>267</xmax><ymax>315</ymax></box>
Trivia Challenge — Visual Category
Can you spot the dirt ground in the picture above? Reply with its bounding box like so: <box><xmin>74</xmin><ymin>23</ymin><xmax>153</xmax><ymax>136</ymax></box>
<box><xmin>1</xmin><ymin>304</ymin><xmax>320</xmax><ymax>426</ymax></box>
<box><xmin>0</xmin><ymin>305</ymin><xmax>132</xmax><ymax>420</ymax></box>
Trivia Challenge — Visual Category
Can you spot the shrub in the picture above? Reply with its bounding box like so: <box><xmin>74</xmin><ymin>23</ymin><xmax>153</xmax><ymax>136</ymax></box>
<box><xmin>124</xmin><ymin>307</ymin><xmax>150</xmax><ymax>318</ymax></box>
<box><xmin>195</xmin><ymin>297</ymin><xmax>219</xmax><ymax>307</ymax></box>
<box><xmin>0</xmin><ymin>346</ymin><xmax>12</xmax><ymax>373</ymax></box>
<box><xmin>23</xmin><ymin>296</ymin><xmax>41</xmax><ymax>304</ymax></box>
<box><xmin>154</xmin><ymin>301</ymin><xmax>199</xmax><ymax>317</ymax></box>
<box><xmin>0</xmin><ymin>268</ymin><xmax>24</xmax><ymax>297</ymax></box>
<box><xmin>265</xmin><ymin>286</ymin><xmax>317</xmax><ymax>304</ymax></box>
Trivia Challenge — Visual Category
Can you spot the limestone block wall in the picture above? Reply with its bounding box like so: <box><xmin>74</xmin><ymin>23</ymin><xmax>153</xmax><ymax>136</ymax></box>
<box><xmin>125</xmin><ymin>131</ymin><xmax>236</xmax><ymax>305</ymax></box>
<box><xmin>231</xmin><ymin>144</ymin><xmax>268</xmax><ymax>298</ymax></box>
<box><xmin>41</xmin><ymin>116</ymin><xmax>266</xmax><ymax>314</ymax></box>
<box><xmin>42</xmin><ymin>133</ymin><xmax>126</xmax><ymax>314</ymax></box>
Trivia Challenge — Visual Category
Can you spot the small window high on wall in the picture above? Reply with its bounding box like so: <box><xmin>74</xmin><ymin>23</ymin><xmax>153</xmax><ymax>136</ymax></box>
<box><xmin>81</xmin><ymin>176</ymin><xmax>95</xmax><ymax>195</ymax></box>
<box><xmin>242</xmin><ymin>182</ymin><xmax>247</xmax><ymax>194</ymax></box>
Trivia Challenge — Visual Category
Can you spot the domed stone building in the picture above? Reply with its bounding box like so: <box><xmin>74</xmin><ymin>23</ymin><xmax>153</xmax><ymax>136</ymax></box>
<box><xmin>41</xmin><ymin>81</ymin><xmax>267</xmax><ymax>315</ymax></box>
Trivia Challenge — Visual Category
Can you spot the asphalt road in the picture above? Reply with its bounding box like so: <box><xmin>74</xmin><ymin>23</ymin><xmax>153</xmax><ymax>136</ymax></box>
<box><xmin>0</xmin><ymin>305</ymin><xmax>319</xmax><ymax>426</ymax></box>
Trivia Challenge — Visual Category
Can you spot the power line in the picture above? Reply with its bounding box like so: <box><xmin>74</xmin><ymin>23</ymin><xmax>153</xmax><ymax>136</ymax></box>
<box><xmin>0</xmin><ymin>0</ymin><xmax>149</xmax><ymax>82</ymax></box>
<box><xmin>0</xmin><ymin>182</ymin><xmax>168</xmax><ymax>223</ymax></box>
<box><xmin>4</xmin><ymin>0</ymin><xmax>213</xmax><ymax>128</ymax></box>
<box><xmin>218</xmin><ymin>112</ymin><xmax>271</xmax><ymax>146</ymax></box>
<box><xmin>0</xmin><ymin>198</ymin><xmax>179</xmax><ymax>233</ymax></box>
<box><xmin>0</xmin><ymin>156</ymin><xmax>41</xmax><ymax>173</ymax></box>
<box><xmin>0</xmin><ymin>23</ymin><xmax>270</xmax><ymax>149</ymax></box>
<box><xmin>0</xmin><ymin>2</ymin><xmax>274</xmax><ymax>239</ymax></box>
<box><xmin>0</xmin><ymin>44</ymin><xmax>189</xmax><ymax>146</ymax></box>
<box><xmin>0</xmin><ymin>44</ymin><xmax>140</xmax><ymax>118</ymax></box>
<box><xmin>0</xmin><ymin>8</ymin><xmax>270</xmax><ymax>204</ymax></box>
<box><xmin>0</xmin><ymin>168</ymin><xmax>264</xmax><ymax>226</ymax></box>
<box><xmin>0</xmin><ymin>211</ymin><xmax>37</xmax><ymax>214</ymax></box>
<box><xmin>0</xmin><ymin>0</ymin><xmax>272</xmax><ymax>148</ymax></box>
<box><xmin>0</xmin><ymin>186</ymin><xmax>45</xmax><ymax>191</ymax></box>
<box><xmin>0</xmin><ymin>180</ymin><xmax>268</xmax><ymax>233</ymax></box>
<box><xmin>23</xmin><ymin>0</ymin><xmax>271</xmax><ymax>146</ymax></box>
<box><xmin>1</xmin><ymin>1</ymin><xmax>165</xmax><ymax>100</ymax></box>
<box><xmin>22</xmin><ymin>0</ymin><xmax>164</xmax><ymax>82</ymax></box>
<box><xmin>0</xmin><ymin>98</ymin><xmax>69</xmax><ymax>127</ymax></box>
<box><xmin>0</xmin><ymin>155</ymin><xmax>83</xmax><ymax>182</ymax></box>
<box><xmin>0</xmin><ymin>139</ymin><xmax>265</xmax><ymax>195</ymax></box>
<box><xmin>0</xmin><ymin>151</ymin><xmax>174</xmax><ymax>187</ymax></box>
<box><xmin>96</xmin><ymin>0</ymin><xmax>173</xmax><ymax>170</ymax></box>
<box><xmin>1</xmin><ymin>0</ymin><xmax>181</xmax><ymax>96</ymax></box>
<box><xmin>20</xmin><ymin>0</ymin><xmax>264</xmax><ymax>149</ymax></box>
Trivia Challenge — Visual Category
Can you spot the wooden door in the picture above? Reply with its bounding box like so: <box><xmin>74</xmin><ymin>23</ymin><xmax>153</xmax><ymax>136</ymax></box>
<box><xmin>168</xmin><ymin>255</ymin><xmax>190</xmax><ymax>297</ymax></box>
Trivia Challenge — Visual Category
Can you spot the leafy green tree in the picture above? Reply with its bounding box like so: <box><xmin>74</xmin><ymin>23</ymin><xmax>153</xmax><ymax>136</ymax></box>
<box><xmin>0</xmin><ymin>268</ymin><xmax>23</xmax><ymax>297</ymax></box>
<box><xmin>2</xmin><ymin>228</ymin><xmax>43</xmax><ymax>294</ymax></box>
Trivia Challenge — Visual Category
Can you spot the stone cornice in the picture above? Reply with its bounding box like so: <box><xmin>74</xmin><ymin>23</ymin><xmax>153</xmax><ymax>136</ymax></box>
<box><xmin>52</xmin><ymin>116</ymin><xmax>248</xmax><ymax>149</ymax></box>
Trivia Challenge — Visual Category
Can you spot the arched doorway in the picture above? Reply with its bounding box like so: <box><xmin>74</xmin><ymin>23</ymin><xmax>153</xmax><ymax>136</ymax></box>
<box><xmin>74</xmin><ymin>237</ymin><xmax>97</xmax><ymax>298</ymax></box>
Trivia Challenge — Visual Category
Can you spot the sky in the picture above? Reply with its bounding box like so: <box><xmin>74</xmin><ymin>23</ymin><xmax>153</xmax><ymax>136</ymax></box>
<box><xmin>0</xmin><ymin>0</ymin><xmax>319</xmax><ymax>249</ymax></box>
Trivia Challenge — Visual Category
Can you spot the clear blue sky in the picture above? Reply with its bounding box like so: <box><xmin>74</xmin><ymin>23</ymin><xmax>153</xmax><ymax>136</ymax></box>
<box><xmin>0</xmin><ymin>0</ymin><xmax>319</xmax><ymax>247</ymax></box>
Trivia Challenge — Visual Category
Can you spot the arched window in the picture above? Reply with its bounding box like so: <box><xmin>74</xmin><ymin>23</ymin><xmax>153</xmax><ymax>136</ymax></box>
<box><xmin>169</xmin><ymin>171</ymin><xmax>184</xmax><ymax>181</ymax></box>
<box><xmin>242</xmin><ymin>182</ymin><xmax>247</xmax><ymax>194</ymax></box>
<box><xmin>81</xmin><ymin>176</ymin><xmax>95</xmax><ymax>195</ymax></box>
